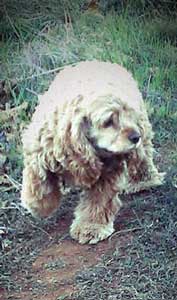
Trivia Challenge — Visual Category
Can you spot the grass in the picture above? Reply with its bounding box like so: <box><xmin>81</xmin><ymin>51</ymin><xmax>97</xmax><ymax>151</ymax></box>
<box><xmin>0</xmin><ymin>1</ymin><xmax>177</xmax><ymax>299</ymax></box>
<box><xmin>1</xmin><ymin>3</ymin><xmax>177</xmax><ymax>129</ymax></box>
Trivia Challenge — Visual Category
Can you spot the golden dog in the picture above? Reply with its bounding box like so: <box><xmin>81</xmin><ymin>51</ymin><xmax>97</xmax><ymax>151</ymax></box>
<box><xmin>21</xmin><ymin>61</ymin><xmax>164</xmax><ymax>244</ymax></box>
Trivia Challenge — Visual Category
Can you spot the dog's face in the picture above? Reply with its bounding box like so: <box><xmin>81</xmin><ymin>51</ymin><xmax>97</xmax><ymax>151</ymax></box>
<box><xmin>61</xmin><ymin>94</ymin><xmax>147</xmax><ymax>186</ymax></box>
<box><xmin>86</xmin><ymin>96</ymin><xmax>142</xmax><ymax>155</ymax></box>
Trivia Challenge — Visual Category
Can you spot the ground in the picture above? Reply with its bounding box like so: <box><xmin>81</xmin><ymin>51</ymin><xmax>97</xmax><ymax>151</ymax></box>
<box><xmin>0</xmin><ymin>1</ymin><xmax>177</xmax><ymax>300</ymax></box>
<box><xmin>1</xmin><ymin>164</ymin><xmax>177</xmax><ymax>300</ymax></box>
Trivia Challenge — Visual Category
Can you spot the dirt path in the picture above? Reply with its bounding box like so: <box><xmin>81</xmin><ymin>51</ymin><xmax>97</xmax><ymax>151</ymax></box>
<box><xmin>2</xmin><ymin>202</ymin><xmax>136</xmax><ymax>300</ymax></box>
<box><xmin>2</xmin><ymin>216</ymin><xmax>117</xmax><ymax>300</ymax></box>
<box><xmin>2</xmin><ymin>173</ymin><xmax>176</xmax><ymax>300</ymax></box>
<box><xmin>10</xmin><ymin>241</ymin><xmax>113</xmax><ymax>300</ymax></box>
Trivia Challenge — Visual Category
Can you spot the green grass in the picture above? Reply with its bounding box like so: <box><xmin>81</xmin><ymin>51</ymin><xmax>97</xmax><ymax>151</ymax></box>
<box><xmin>1</xmin><ymin>4</ymin><xmax>177</xmax><ymax>135</ymax></box>
<box><xmin>0</xmin><ymin>1</ymin><xmax>177</xmax><ymax>298</ymax></box>
<box><xmin>0</xmin><ymin>9</ymin><xmax>176</xmax><ymax>183</ymax></box>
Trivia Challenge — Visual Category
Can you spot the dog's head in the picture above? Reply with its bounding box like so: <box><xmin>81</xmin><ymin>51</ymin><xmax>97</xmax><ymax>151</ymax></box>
<box><xmin>58</xmin><ymin>94</ymin><xmax>150</xmax><ymax>186</ymax></box>
<box><xmin>86</xmin><ymin>95</ymin><xmax>144</xmax><ymax>157</ymax></box>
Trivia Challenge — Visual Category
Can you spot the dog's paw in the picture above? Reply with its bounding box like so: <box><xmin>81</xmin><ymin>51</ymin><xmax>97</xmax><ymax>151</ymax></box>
<box><xmin>70</xmin><ymin>220</ymin><xmax>114</xmax><ymax>244</ymax></box>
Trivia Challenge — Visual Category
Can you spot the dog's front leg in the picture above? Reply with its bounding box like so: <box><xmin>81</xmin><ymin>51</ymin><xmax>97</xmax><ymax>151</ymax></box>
<box><xmin>70</xmin><ymin>181</ymin><xmax>122</xmax><ymax>244</ymax></box>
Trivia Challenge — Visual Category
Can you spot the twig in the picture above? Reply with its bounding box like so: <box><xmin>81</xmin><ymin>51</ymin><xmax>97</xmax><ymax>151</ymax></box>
<box><xmin>109</xmin><ymin>220</ymin><xmax>158</xmax><ymax>242</ymax></box>
<box><xmin>27</xmin><ymin>219</ymin><xmax>53</xmax><ymax>240</ymax></box>
<box><xmin>24</xmin><ymin>63</ymin><xmax>76</xmax><ymax>81</ymax></box>
<box><xmin>0</xmin><ymin>206</ymin><xmax>19</xmax><ymax>210</ymax></box>
<box><xmin>113</xmin><ymin>226</ymin><xmax>143</xmax><ymax>235</ymax></box>
<box><xmin>132</xmin><ymin>208</ymin><xmax>144</xmax><ymax>227</ymax></box>
<box><xmin>7</xmin><ymin>63</ymin><xmax>77</xmax><ymax>83</ymax></box>
<box><xmin>109</xmin><ymin>226</ymin><xmax>144</xmax><ymax>242</ymax></box>
<box><xmin>4</xmin><ymin>174</ymin><xmax>22</xmax><ymax>190</ymax></box>
<box><xmin>25</xmin><ymin>87</ymin><xmax>38</xmax><ymax>96</ymax></box>
<box><xmin>0</xmin><ymin>202</ymin><xmax>23</xmax><ymax>211</ymax></box>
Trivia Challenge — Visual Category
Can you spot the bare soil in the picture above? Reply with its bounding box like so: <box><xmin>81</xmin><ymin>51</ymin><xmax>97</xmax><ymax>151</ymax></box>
<box><xmin>1</xmin><ymin>148</ymin><xmax>177</xmax><ymax>300</ymax></box>
<box><xmin>0</xmin><ymin>190</ymin><xmax>136</xmax><ymax>300</ymax></box>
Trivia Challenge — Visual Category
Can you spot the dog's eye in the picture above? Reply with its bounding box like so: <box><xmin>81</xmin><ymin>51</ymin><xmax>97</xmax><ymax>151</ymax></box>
<box><xmin>103</xmin><ymin>116</ymin><xmax>114</xmax><ymax>128</ymax></box>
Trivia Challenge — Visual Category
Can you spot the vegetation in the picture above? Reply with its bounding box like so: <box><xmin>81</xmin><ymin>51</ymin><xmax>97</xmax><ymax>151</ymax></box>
<box><xmin>0</xmin><ymin>1</ymin><xmax>177</xmax><ymax>299</ymax></box>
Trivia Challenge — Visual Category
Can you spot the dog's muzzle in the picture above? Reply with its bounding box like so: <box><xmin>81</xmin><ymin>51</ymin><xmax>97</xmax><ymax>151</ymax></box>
<box><xmin>128</xmin><ymin>131</ymin><xmax>141</xmax><ymax>144</ymax></box>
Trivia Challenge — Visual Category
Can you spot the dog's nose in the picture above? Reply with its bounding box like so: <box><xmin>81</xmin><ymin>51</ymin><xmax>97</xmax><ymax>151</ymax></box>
<box><xmin>128</xmin><ymin>131</ymin><xmax>141</xmax><ymax>144</ymax></box>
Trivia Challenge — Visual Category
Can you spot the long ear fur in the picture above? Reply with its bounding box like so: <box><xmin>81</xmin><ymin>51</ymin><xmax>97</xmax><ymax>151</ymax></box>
<box><xmin>137</xmin><ymin>103</ymin><xmax>154</xmax><ymax>160</ymax></box>
<box><xmin>55</xmin><ymin>95</ymin><xmax>103</xmax><ymax>188</ymax></box>
<box><xmin>125</xmin><ymin>103</ymin><xmax>164</xmax><ymax>193</ymax></box>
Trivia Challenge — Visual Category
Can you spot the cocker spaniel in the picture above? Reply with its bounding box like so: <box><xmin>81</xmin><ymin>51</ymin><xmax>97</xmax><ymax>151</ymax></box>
<box><xmin>21</xmin><ymin>61</ymin><xmax>164</xmax><ymax>244</ymax></box>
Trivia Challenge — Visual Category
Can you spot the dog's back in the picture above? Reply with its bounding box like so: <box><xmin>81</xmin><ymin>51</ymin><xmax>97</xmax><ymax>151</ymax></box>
<box><xmin>40</xmin><ymin>61</ymin><xmax>143</xmax><ymax>112</ymax></box>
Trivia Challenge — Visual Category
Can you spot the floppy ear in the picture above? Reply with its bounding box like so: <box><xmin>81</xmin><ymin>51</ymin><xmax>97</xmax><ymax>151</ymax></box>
<box><xmin>125</xmin><ymin>102</ymin><xmax>163</xmax><ymax>192</ymax></box>
<box><xmin>56</xmin><ymin>95</ymin><xmax>103</xmax><ymax>188</ymax></box>
<box><xmin>138</xmin><ymin>103</ymin><xmax>154</xmax><ymax>143</ymax></box>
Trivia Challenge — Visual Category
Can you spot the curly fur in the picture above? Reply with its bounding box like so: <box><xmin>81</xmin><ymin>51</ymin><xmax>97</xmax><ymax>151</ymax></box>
<box><xmin>21</xmin><ymin>61</ymin><xmax>164</xmax><ymax>244</ymax></box>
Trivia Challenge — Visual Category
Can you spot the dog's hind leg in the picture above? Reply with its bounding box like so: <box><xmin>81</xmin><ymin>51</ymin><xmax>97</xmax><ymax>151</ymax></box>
<box><xmin>21</xmin><ymin>153</ymin><xmax>61</xmax><ymax>218</ymax></box>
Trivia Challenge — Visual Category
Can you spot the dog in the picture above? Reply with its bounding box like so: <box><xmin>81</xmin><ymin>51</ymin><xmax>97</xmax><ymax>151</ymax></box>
<box><xmin>21</xmin><ymin>61</ymin><xmax>164</xmax><ymax>244</ymax></box>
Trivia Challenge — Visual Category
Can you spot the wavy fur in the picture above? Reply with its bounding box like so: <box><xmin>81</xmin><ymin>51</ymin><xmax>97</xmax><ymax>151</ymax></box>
<box><xmin>21</xmin><ymin>61</ymin><xmax>164</xmax><ymax>243</ymax></box>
